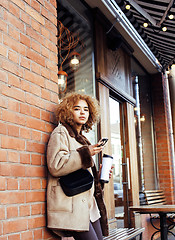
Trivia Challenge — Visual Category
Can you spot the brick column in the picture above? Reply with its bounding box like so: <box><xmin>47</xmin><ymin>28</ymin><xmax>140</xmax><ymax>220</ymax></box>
<box><xmin>0</xmin><ymin>0</ymin><xmax>59</xmax><ymax>239</ymax></box>
<box><xmin>151</xmin><ymin>73</ymin><xmax>175</xmax><ymax>204</ymax></box>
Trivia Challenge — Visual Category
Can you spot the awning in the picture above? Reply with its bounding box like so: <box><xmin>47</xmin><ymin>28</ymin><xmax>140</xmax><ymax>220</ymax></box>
<box><xmin>115</xmin><ymin>0</ymin><xmax>175</xmax><ymax>71</ymax></box>
<box><xmin>84</xmin><ymin>0</ymin><xmax>175</xmax><ymax>72</ymax></box>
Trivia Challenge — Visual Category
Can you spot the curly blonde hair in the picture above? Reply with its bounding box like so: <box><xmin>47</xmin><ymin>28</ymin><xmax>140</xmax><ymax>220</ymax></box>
<box><xmin>55</xmin><ymin>92</ymin><xmax>101</xmax><ymax>132</ymax></box>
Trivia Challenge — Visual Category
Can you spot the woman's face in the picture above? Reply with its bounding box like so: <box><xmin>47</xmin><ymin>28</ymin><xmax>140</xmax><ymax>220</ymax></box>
<box><xmin>72</xmin><ymin>99</ymin><xmax>89</xmax><ymax>126</ymax></box>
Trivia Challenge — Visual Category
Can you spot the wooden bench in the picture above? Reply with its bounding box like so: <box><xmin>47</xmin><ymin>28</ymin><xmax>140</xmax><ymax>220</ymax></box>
<box><xmin>144</xmin><ymin>190</ymin><xmax>166</xmax><ymax>206</ymax></box>
<box><xmin>103</xmin><ymin>227</ymin><xmax>144</xmax><ymax>240</ymax></box>
<box><xmin>144</xmin><ymin>190</ymin><xmax>175</xmax><ymax>219</ymax></box>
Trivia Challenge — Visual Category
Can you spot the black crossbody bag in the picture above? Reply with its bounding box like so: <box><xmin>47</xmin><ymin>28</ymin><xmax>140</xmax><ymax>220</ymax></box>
<box><xmin>59</xmin><ymin>168</ymin><xmax>94</xmax><ymax>197</ymax></box>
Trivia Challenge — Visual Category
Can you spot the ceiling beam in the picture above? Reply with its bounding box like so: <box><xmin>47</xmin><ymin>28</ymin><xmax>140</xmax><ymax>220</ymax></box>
<box><xmin>127</xmin><ymin>0</ymin><xmax>175</xmax><ymax>27</ymax></box>
<box><xmin>127</xmin><ymin>0</ymin><xmax>157</xmax><ymax>26</ymax></box>
<box><xmin>157</xmin><ymin>0</ymin><xmax>174</xmax><ymax>26</ymax></box>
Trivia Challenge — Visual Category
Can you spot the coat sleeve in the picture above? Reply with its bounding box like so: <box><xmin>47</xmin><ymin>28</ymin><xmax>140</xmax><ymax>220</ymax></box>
<box><xmin>47</xmin><ymin>127</ymin><xmax>94</xmax><ymax>177</ymax></box>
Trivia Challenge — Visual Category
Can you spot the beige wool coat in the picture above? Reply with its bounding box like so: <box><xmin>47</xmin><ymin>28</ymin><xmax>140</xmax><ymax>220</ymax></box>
<box><xmin>46</xmin><ymin>123</ymin><xmax>108</xmax><ymax>237</ymax></box>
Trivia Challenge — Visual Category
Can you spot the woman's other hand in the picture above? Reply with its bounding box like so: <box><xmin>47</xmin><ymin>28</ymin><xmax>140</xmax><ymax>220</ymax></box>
<box><xmin>109</xmin><ymin>165</ymin><xmax>114</xmax><ymax>178</ymax></box>
<box><xmin>99</xmin><ymin>164</ymin><xmax>114</xmax><ymax>179</ymax></box>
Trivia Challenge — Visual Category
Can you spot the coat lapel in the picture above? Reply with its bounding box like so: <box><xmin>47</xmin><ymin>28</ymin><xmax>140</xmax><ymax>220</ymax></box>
<box><xmin>62</xmin><ymin>123</ymin><xmax>91</xmax><ymax>145</ymax></box>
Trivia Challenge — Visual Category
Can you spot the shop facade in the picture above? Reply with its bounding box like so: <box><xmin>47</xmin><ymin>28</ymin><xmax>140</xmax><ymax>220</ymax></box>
<box><xmin>56</xmin><ymin>0</ymin><xmax>175</xmax><ymax>239</ymax></box>
<box><xmin>57</xmin><ymin>0</ymin><xmax>140</xmax><ymax>229</ymax></box>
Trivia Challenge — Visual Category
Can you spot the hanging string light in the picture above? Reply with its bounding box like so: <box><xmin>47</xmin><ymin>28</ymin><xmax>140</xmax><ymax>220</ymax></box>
<box><xmin>143</xmin><ymin>22</ymin><xmax>148</xmax><ymax>28</ymax></box>
<box><xmin>69</xmin><ymin>51</ymin><xmax>81</xmax><ymax>71</ymax></box>
<box><xmin>57</xmin><ymin>20</ymin><xmax>79</xmax><ymax>93</ymax></box>
<box><xmin>162</xmin><ymin>25</ymin><xmax>167</xmax><ymax>32</ymax></box>
<box><xmin>140</xmin><ymin>114</ymin><xmax>146</xmax><ymax>122</ymax></box>
<box><xmin>125</xmin><ymin>4</ymin><xmax>131</xmax><ymax>10</ymax></box>
<box><xmin>124</xmin><ymin>0</ymin><xmax>174</xmax><ymax>34</ymax></box>
<box><xmin>168</xmin><ymin>14</ymin><xmax>174</xmax><ymax>19</ymax></box>
<box><xmin>58</xmin><ymin>70</ymin><xmax>68</xmax><ymax>93</ymax></box>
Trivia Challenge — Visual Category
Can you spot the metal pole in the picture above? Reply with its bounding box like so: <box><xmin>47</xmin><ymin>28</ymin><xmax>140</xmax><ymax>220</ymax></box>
<box><xmin>134</xmin><ymin>76</ymin><xmax>145</xmax><ymax>191</ymax></box>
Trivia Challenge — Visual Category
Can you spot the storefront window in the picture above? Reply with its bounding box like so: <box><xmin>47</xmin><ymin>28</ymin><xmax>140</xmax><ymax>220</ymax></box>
<box><xmin>57</xmin><ymin>0</ymin><xmax>97</xmax><ymax>145</ymax></box>
<box><xmin>131</xmin><ymin>57</ymin><xmax>158</xmax><ymax>190</ymax></box>
<box><xmin>57</xmin><ymin>0</ymin><xmax>95</xmax><ymax>96</ymax></box>
<box><xmin>136</xmin><ymin>75</ymin><xmax>158</xmax><ymax>190</ymax></box>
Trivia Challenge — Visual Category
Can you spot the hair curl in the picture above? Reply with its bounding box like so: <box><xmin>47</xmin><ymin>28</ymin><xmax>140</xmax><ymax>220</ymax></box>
<box><xmin>55</xmin><ymin>92</ymin><xmax>101</xmax><ymax>132</ymax></box>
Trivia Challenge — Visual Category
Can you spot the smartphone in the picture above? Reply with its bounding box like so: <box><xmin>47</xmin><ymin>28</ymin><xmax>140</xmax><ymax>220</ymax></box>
<box><xmin>98</xmin><ymin>138</ymin><xmax>108</xmax><ymax>147</ymax></box>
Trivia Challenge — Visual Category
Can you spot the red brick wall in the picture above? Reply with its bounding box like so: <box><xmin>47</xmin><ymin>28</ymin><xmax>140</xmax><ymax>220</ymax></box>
<box><xmin>151</xmin><ymin>73</ymin><xmax>175</xmax><ymax>204</ymax></box>
<box><xmin>0</xmin><ymin>0</ymin><xmax>59</xmax><ymax>239</ymax></box>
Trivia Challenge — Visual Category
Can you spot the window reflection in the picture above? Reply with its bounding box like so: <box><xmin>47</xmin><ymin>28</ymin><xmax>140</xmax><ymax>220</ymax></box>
<box><xmin>57</xmin><ymin>3</ymin><xmax>95</xmax><ymax>98</ymax></box>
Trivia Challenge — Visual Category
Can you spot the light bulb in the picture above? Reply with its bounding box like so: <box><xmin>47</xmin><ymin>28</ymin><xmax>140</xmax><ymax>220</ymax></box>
<box><xmin>168</xmin><ymin>14</ymin><xmax>174</xmax><ymax>20</ymax></box>
<box><xmin>140</xmin><ymin>115</ymin><xmax>145</xmax><ymax>122</ymax></box>
<box><xmin>58</xmin><ymin>76</ymin><xmax>65</xmax><ymax>85</ymax></box>
<box><xmin>69</xmin><ymin>52</ymin><xmax>80</xmax><ymax>70</ymax></box>
<box><xmin>70</xmin><ymin>58</ymin><xmax>79</xmax><ymax>66</ymax></box>
<box><xmin>162</xmin><ymin>26</ymin><xmax>167</xmax><ymax>32</ymax></box>
<box><xmin>58</xmin><ymin>70</ymin><xmax>67</xmax><ymax>92</ymax></box>
<box><xmin>143</xmin><ymin>22</ymin><xmax>148</xmax><ymax>28</ymax></box>
<box><xmin>125</xmin><ymin>4</ymin><xmax>130</xmax><ymax>10</ymax></box>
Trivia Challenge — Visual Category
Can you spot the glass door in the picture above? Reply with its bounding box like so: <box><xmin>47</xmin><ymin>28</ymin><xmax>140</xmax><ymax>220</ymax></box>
<box><xmin>109</xmin><ymin>96</ymin><xmax>129</xmax><ymax>227</ymax></box>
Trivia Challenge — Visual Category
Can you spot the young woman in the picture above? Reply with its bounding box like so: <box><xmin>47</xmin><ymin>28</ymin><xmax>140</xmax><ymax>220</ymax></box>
<box><xmin>47</xmin><ymin>92</ymin><xmax>109</xmax><ymax>240</ymax></box>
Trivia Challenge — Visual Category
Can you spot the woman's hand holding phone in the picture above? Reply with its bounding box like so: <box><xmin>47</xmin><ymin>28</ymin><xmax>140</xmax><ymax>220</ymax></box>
<box><xmin>88</xmin><ymin>144</ymin><xmax>103</xmax><ymax>156</ymax></box>
<box><xmin>88</xmin><ymin>138</ymin><xmax>108</xmax><ymax>156</ymax></box>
